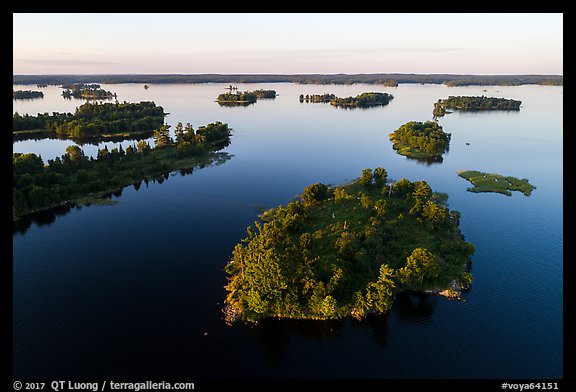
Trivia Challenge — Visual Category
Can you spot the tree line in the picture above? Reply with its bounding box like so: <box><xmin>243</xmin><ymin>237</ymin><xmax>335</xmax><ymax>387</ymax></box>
<box><xmin>13</xmin><ymin>101</ymin><xmax>166</xmax><ymax>139</ymax></box>
<box><xmin>13</xmin><ymin>121</ymin><xmax>231</xmax><ymax>220</ymax></box>
<box><xmin>433</xmin><ymin>95</ymin><xmax>522</xmax><ymax>118</ymax></box>
<box><xmin>62</xmin><ymin>83</ymin><xmax>116</xmax><ymax>100</ymax></box>
<box><xmin>13</xmin><ymin>90</ymin><xmax>44</xmax><ymax>100</ymax></box>
<box><xmin>13</xmin><ymin>74</ymin><xmax>563</xmax><ymax>86</ymax></box>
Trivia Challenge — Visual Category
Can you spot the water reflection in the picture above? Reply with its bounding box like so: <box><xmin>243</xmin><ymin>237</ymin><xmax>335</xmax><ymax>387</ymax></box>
<box><xmin>12</xmin><ymin>152</ymin><xmax>233</xmax><ymax>235</ymax></box>
<box><xmin>13</xmin><ymin>130</ymin><xmax>155</xmax><ymax>145</ymax></box>
<box><xmin>248</xmin><ymin>291</ymin><xmax>448</xmax><ymax>357</ymax></box>
<box><xmin>393</xmin><ymin>291</ymin><xmax>438</xmax><ymax>323</ymax></box>
<box><xmin>217</xmin><ymin>101</ymin><xmax>256</xmax><ymax>107</ymax></box>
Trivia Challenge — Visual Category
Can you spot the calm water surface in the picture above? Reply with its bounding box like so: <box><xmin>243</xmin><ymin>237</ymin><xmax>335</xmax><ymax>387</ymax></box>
<box><xmin>13</xmin><ymin>83</ymin><xmax>563</xmax><ymax>378</ymax></box>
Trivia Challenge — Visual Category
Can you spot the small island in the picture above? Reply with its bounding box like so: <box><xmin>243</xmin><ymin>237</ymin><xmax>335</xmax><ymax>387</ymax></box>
<box><xmin>13</xmin><ymin>101</ymin><xmax>166</xmax><ymax>141</ymax></box>
<box><xmin>299</xmin><ymin>93</ymin><xmax>337</xmax><ymax>103</ymax></box>
<box><xmin>298</xmin><ymin>92</ymin><xmax>394</xmax><ymax>108</ymax></box>
<box><xmin>61</xmin><ymin>83</ymin><xmax>116</xmax><ymax>100</ymax></box>
<box><xmin>457</xmin><ymin>170</ymin><xmax>535</xmax><ymax>196</ymax></box>
<box><xmin>433</xmin><ymin>95</ymin><xmax>522</xmax><ymax>118</ymax></box>
<box><xmin>216</xmin><ymin>89</ymin><xmax>276</xmax><ymax>106</ymax></box>
<box><xmin>13</xmin><ymin>90</ymin><xmax>44</xmax><ymax>100</ymax></box>
<box><xmin>389</xmin><ymin>121</ymin><xmax>451</xmax><ymax>162</ymax></box>
<box><xmin>223</xmin><ymin>167</ymin><xmax>474</xmax><ymax>324</ymax></box>
<box><xmin>13</xmin><ymin>121</ymin><xmax>232</xmax><ymax>221</ymax></box>
<box><xmin>330</xmin><ymin>92</ymin><xmax>394</xmax><ymax>108</ymax></box>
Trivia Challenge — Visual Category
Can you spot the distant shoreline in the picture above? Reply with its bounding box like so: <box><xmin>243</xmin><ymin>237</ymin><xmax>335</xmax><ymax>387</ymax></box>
<box><xmin>12</xmin><ymin>73</ymin><xmax>563</xmax><ymax>87</ymax></box>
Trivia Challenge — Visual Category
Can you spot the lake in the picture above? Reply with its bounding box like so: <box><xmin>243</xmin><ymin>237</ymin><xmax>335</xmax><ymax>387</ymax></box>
<box><xmin>12</xmin><ymin>82</ymin><xmax>563</xmax><ymax>379</ymax></box>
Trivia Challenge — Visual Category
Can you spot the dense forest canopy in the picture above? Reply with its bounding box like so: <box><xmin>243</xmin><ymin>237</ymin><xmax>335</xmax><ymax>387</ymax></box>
<box><xmin>299</xmin><ymin>93</ymin><xmax>337</xmax><ymax>103</ymax></box>
<box><xmin>13</xmin><ymin>121</ymin><xmax>231</xmax><ymax>220</ymax></box>
<box><xmin>433</xmin><ymin>96</ymin><xmax>522</xmax><ymax>118</ymax></box>
<box><xmin>224</xmin><ymin>167</ymin><xmax>474</xmax><ymax>323</ymax></box>
<box><xmin>330</xmin><ymin>92</ymin><xmax>394</xmax><ymax>108</ymax></box>
<box><xmin>216</xmin><ymin>89</ymin><xmax>276</xmax><ymax>104</ymax></box>
<box><xmin>13</xmin><ymin>90</ymin><xmax>44</xmax><ymax>100</ymax></box>
<box><xmin>13</xmin><ymin>101</ymin><xmax>166</xmax><ymax>139</ymax></box>
<box><xmin>389</xmin><ymin>121</ymin><xmax>451</xmax><ymax>161</ymax></box>
<box><xmin>62</xmin><ymin>83</ymin><xmax>116</xmax><ymax>100</ymax></box>
<box><xmin>13</xmin><ymin>73</ymin><xmax>563</xmax><ymax>86</ymax></box>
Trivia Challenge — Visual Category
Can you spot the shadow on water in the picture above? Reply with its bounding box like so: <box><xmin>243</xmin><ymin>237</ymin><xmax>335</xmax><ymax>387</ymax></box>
<box><xmin>393</xmin><ymin>144</ymin><xmax>450</xmax><ymax>166</ymax></box>
<box><xmin>13</xmin><ymin>130</ymin><xmax>156</xmax><ymax>145</ymax></box>
<box><xmin>13</xmin><ymin>152</ymin><xmax>233</xmax><ymax>235</ymax></box>
<box><xmin>246</xmin><ymin>290</ymin><xmax>442</xmax><ymax>358</ymax></box>
<box><xmin>393</xmin><ymin>290</ymin><xmax>439</xmax><ymax>322</ymax></box>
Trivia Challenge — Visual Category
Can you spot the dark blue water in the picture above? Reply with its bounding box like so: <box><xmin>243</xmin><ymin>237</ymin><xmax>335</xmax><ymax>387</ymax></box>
<box><xmin>13</xmin><ymin>83</ymin><xmax>563</xmax><ymax>378</ymax></box>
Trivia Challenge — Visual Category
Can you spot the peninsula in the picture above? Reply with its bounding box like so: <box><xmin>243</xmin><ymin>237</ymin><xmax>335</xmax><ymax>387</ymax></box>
<box><xmin>224</xmin><ymin>167</ymin><xmax>474</xmax><ymax>323</ymax></box>
<box><xmin>13</xmin><ymin>121</ymin><xmax>232</xmax><ymax>221</ymax></box>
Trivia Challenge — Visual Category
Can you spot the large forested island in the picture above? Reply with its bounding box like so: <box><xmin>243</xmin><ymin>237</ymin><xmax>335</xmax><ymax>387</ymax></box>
<box><xmin>223</xmin><ymin>167</ymin><xmax>474</xmax><ymax>323</ymax></box>
<box><xmin>330</xmin><ymin>92</ymin><xmax>394</xmax><ymax>108</ymax></box>
<box><xmin>433</xmin><ymin>96</ymin><xmax>522</xmax><ymax>118</ymax></box>
<box><xmin>61</xmin><ymin>83</ymin><xmax>116</xmax><ymax>100</ymax></box>
<box><xmin>13</xmin><ymin>90</ymin><xmax>44</xmax><ymax>100</ymax></box>
<box><xmin>389</xmin><ymin>121</ymin><xmax>451</xmax><ymax>161</ymax></box>
<box><xmin>457</xmin><ymin>170</ymin><xmax>535</xmax><ymax>196</ymax></box>
<box><xmin>13</xmin><ymin>101</ymin><xmax>166</xmax><ymax>141</ymax></box>
<box><xmin>13</xmin><ymin>121</ymin><xmax>231</xmax><ymax>221</ymax></box>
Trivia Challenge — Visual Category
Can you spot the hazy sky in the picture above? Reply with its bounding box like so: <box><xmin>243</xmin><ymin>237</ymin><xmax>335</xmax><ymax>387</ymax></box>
<box><xmin>13</xmin><ymin>13</ymin><xmax>563</xmax><ymax>75</ymax></box>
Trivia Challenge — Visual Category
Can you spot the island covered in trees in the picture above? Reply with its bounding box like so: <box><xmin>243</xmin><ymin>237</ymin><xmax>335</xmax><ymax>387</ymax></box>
<box><xmin>299</xmin><ymin>92</ymin><xmax>393</xmax><ymax>108</ymax></box>
<box><xmin>299</xmin><ymin>93</ymin><xmax>337</xmax><ymax>103</ymax></box>
<box><xmin>457</xmin><ymin>170</ymin><xmax>535</xmax><ymax>196</ymax></box>
<box><xmin>13</xmin><ymin>90</ymin><xmax>44</xmax><ymax>100</ymax></box>
<box><xmin>13</xmin><ymin>101</ymin><xmax>166</xmax><ymax>141</ymax></box>
<box><xmin>433</xmin><ymin>96</ymin><xmax>522</xmax><ymax>118</ymax></box>
<box><xmin>61</xmin><ymin>83</ymin><xmax>116</xmax><ymax>100</ymax></box>
<box><xmin>216</xmin><ymin>89</ymin><xmax>276</xmax><ymax>105</ymax></box>
<box><xmin>223</xmin><ymin>167</ymin><xmax>474</xmax><ymax>323</ymax></box>
<box><xmin>389</xmin><ymin>121</ymin><xmax>451</xmax><ymax>162</ymax></box>
<box><xmin>13</xmin><ymin>121</ymin><xmax>232</xmax><ymax>221</ymax></box>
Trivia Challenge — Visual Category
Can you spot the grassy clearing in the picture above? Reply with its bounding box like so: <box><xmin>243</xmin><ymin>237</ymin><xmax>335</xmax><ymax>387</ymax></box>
<box><xmin>457</xmin><ymin>170</ymin><xmax>535</xmax><ymax>196</ymax></box>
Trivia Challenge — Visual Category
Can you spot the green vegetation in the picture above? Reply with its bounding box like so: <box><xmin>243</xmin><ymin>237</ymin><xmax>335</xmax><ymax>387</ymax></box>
<box><xmin>13</xmin><ymin>101</ymin><xmax>166</xmax><ymax>141</ymax></box>
<box><xmin>253</xmin><ymin>89</ymin><xmax>277</xmax><ymax>99</ymax></box>
<box><xmin>389</xmin><ymin>121</ymin><xmax>451</xmax><ymax>161</ymax></box>
<box><xmin>13</xmin><ymin>73</ymin><xmax>563</xmax><ymax>86</ymax></box>
<box><xmin>330</xmin><ymin>92</ymin><xmax>394</xmax><ymax>108</ymax></box>
<box><xmin>223</xmin><ymin>167</ymin><xmax>474</xmax><ymax>323</ymax></box>
<box><xmin>216</xmin><ymin>89</ymin><xmax>276</xmax><ymax>105</ymax></box>
<box><xmin>433</xmin><ymin>96</ymin><xmax>522</xmax><ymax>118</ymax></box>
<box><xmin>62</xmin><ymin>83</ymin><xmax>116</xmax><ymax>100</ymax></box>
<box><xmin>13</xmin><ymin>121</ymin><xmax>232</xmax><ymax>220</ymax></box>
<box><xmin>299</xmin><ymin>93</ymin><xmax>337</xmax><ymax>103</ymax></box>
<box><xmin>217</xmin><ymin>91</ymin><xmax>257</xmax><ymax>104</ymax></box>
<box><xmin>298</xmin><ymin>92</ymin><xmax>393</xmax><ymax>108</ymax></box>
<box><xmin>457</xmin><ymin>170</ymin><xmax>536</xmax><ymax>196</ymax></box>
<box><xmin>13</xmin><ymin>90</ymin><xmax>44</xmax><ymax>99</ymax></box>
